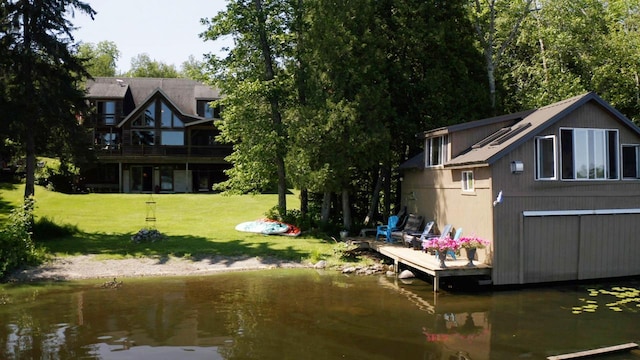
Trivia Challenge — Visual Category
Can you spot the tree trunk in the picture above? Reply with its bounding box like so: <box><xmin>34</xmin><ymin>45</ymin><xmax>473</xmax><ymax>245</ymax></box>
<box><xmin>341</xmin><ymin>188</ymin><xmax>351</xmax><ymax>230</ymax></box>
<box><xmin>382</xmin><ymin>164</ymin><xmax>391</xmax><ymax>219</ymax></box>
<box><xmin>364</xmin><ymin>166</ymin><xmax>383</xmax><ymax>226</ymax></box>
<box><xmin>300</xmin><ymin>188</ymin><xmax>308</xmax><ymax>217</ymax></box>
<box><xmin>22</xmin><ymin>1</ymin><xmax>35</xmax><ymax>199</ymax></box>
<box><xmin>254</xmin><ymin>0</ymin><xmax>287</xmax><ymax>213</ymax></box>
<box><xmin>320</xmin><ymin>191</ymin><xmax>331</xmax><ymax>224</ymax></box>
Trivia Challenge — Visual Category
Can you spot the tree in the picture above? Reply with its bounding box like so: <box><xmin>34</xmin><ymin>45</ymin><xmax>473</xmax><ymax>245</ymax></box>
<box><xmin>468</xmin><ymin>0</ymin><xmax>534</xmax><ymax>110</ymax></box>
<box><xmin>1</xmin><ymin>0</ymin><xmax>95</xmax><ymax>199</ymax></box>
<box><xmin>126</xmin><ymin>53</ymin><xmax>180</xmax><ymax>78</ymax></box>
<box><xmin>201</xmin><ymin>0</ymin><xmax>294</xmax><ymax>213</ymax></box>
<box><xmin>76</xmin><ymin>40</ymin><xmax>120</xmax><ymax>77</ymax></box>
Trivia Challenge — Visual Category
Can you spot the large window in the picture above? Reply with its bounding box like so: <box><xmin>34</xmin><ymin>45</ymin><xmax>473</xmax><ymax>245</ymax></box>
<box><xmin>133</xmin><ymin>103</ymin><xmax>155</xmax><ymax>127</ymax></box>
<box><xmin>161</xmin><ymin>131</ymin><xmax>184</xmax><ymax>145</ymax></box>
<box><xmin>560</xmin><ymin>128</ymin><xmax>618</xmax><ymax>180</ymax></box>
<box><xmin>535</xmin><ymin>135</ymin><xmax>556</xmax><ymax>180</ymax></box>
<box><xmin>161</xmin><ymin>102</ymin><xmax>184</xmax><ymax>128</ymax></box>
<box><xmin>132</xmin><ymin>130</ymin><xmax>154</xmax><ymax>145</ymax></box>
<box><xmin>425</xmin><ymin>135</ymin><xmax>448</xmax><ymax>167</ymax></box>
<box><xmin>622</xmin><ymin>145</ymin><xmax>640</xmax><ymax>179</ymax></box>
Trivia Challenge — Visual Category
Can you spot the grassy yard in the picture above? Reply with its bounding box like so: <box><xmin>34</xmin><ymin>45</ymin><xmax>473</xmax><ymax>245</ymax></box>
<box><xmin>0</xmin><ymin>184</ymin><xmax>347</xmax><ymax>265</ymax></box>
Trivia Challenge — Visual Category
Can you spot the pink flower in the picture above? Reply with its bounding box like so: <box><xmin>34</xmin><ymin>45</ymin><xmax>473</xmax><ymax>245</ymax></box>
<box><xmin>423</xmin><ymin>236</ymin><xmax>462</xmax><ymax>251</ymax></box>
<box><xmin>459</xmin><ymin>236</ymin><xmax>489</xmax><ymax>249</ymax></box>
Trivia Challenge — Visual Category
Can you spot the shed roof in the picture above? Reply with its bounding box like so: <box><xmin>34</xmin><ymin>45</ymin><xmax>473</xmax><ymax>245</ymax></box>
<box><xmin>438</xmin><ymin>92</ymin><xmax>640</xmax><ymax>168</ymax></box>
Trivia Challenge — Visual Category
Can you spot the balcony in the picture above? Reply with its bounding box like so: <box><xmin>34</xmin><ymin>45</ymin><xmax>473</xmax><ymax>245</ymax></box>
<box><xmin>95</xmin><ymin>144</ymin><xmax>232</xmax><ymax>158</ymax></box>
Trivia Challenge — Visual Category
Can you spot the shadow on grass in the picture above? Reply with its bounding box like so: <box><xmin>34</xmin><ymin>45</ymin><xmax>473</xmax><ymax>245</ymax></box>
<box><xmin>38</xmin><ymin>231</ymin><xmax>311</xmax><ymax>265</ymax></box>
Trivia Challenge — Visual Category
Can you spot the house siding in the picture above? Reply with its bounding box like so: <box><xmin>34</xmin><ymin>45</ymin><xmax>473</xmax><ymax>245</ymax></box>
<box><xmin>403</xmin><ymin>95</ymin><xmax>640</xmax><ymax>286</ymax></box>
<box><xmin>401</xmin><ymin>166</ymin><xmax>494</xmax><ymax>264</ymax></box>
<box><xmin>489</xmin><ymin>104</ymin><xmax>640</xmax><ymax>285</ymax></box>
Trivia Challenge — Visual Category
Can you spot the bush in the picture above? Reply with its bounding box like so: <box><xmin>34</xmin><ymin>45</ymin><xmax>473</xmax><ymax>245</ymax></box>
<box><xmin>0</xmin><ymin>198</ymin><xmax>42</xmax><ymax>278</ymax></box>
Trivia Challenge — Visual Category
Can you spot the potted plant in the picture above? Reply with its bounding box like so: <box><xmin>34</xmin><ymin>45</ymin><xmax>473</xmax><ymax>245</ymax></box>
<box><xmin>423</xmin><ymin>236</ymin><xmax>462</xmax><ymax>268</ymax></box>
<box><xmin>459</xmin><ymin>236</ymin><xmax>489</xmax><ymax>266</ymax></box>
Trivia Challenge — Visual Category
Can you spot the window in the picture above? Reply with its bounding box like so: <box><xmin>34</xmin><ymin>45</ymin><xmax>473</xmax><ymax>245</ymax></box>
<box><xmin>535</xmin><ymin>135</ymin><xmax>556</xmax><ymax>180</ymax></box>
<box><xmin>462</xmin><ymin>171</ymin><xmax>474</xmax><ymax>192</ymax></box>
<box><xmin>197</xmin><ymin>100</ymin><xmax>221</xmax><ymax>118</ymax></box>
<box><xmin>95</xmin><ymin>132</ymin><xmax>119</xmax><ymax>149</ymax></box>
<box><xmin>622</xmin><ymin>145</ymin><xmax>640</xmax><ymax>179</ymax></box>
<box><xmin>97</xmin><ymin>101</ymin><xmax>117</xmax><ymax>125</ymax></box>
<box><xmin>560</xmin><ymin>128</ymin><xmax>618</xmax><ymax>180</ymax></box>
<box><xmin>425</xmin><ymin>135</ymin><xmax>448</xmax><ymax>167</ymax></box>
<box><xmin>160</xmin><ymin>166</ymin><xmax>173</xmax><ymax>191</ymax></box>
<box><xmin>161</xmin><ymin>131</ymin><xmax>184</xmax><ymax>146</ymax></box>
<box><xmin>133</xmin><ymin>103</ymin><xmax>155</xmax><ymax>127</ymax></box>
<box><xmin>161</xmin><ymin>102</ymin><xmax>184</xmax><ymax>128</ymax></box>
<box><xmin>132</xmin><ymin>130</ymin><xmax>154</xmax><ymax>145</ymax></box>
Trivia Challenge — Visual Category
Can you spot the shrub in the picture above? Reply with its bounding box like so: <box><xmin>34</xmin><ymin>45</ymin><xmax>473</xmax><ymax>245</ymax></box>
<box><xmin>0</xmin><ymin>198</ymin><xmax>42</xmax><ymax>278</ymax></box>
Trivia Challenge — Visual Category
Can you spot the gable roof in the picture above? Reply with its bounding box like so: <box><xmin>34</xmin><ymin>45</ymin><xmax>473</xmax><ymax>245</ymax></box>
<box><xmin>86</xmin><ymin>77</ymin><xmax>221</xmax><ymax>119</ymax></box>
<box><xmin>443</xmin><ymin>92</ymin><xmax>640</xmax><ymax>168</ymax></box>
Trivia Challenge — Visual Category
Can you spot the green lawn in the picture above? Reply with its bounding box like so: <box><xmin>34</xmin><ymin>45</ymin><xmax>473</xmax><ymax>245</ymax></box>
<box><xmin>0</xmin><ymin>184</ymin><xmax>344</xmax><ymax>264</ymax></box>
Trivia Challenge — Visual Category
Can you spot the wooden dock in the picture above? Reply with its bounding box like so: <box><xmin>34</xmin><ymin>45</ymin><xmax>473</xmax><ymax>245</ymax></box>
<box><xmin>547</xmin><ymin>343</ymin><xmax>639</xmax><ymax>359</ymax></box>
<box><xmin>363</xmin><ymin>239</ymin><xmax>492</xmax><ymax>292</ymax></box>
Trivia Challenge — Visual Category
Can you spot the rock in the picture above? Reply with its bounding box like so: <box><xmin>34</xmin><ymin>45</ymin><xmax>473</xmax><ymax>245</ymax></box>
<box><xmin>314</xmin><ymin>260</ymin><xmax>327</xmax><ymax>269</ymax></box>
<box><xmin>398</xmin><ymin>270</ymin><xmax>415</xmax><ymax>279</ymax></box>
<box><xmin>342</xmin><ymin>266</ymin><xmax>356</xmax><ymax>274</ymax></box>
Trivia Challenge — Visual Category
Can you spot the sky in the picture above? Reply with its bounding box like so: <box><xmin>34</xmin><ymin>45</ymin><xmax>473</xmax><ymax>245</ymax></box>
<box><xmin>71</xmin><ymin>0</ymin><xmax>232</xmax><ymax>73</ymax></box>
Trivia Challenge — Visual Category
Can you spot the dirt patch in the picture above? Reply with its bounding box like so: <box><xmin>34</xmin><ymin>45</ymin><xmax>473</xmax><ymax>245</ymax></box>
<box><xmin>5</xmin><ymin>255</ymin><xmax>309</xmax><ymax>283</ymax></box>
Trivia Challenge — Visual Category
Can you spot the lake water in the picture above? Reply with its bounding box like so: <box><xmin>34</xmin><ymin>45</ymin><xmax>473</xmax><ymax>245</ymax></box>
<box><xmin>0</xmin><ymin>269</ymin><xmax>639</xmax><ymax>360</ymax></box>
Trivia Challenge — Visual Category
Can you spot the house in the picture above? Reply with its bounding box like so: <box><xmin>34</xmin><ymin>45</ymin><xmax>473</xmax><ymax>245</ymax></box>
<box><xmin>82</xmin><ymin>77</ymin><xmax>231</xmax><ymax>193</ymax></box>
<box><xmin>400</xmin><ymin>92</ymin><xmax>640</xmax><ymax>286</ymax></box>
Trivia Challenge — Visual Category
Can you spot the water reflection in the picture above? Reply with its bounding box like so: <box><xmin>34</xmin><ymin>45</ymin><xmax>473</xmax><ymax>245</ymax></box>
<box><xmin>0</xmin><ymin>271</ymin><xmax>638</xmax><ymax>359</ymax></box>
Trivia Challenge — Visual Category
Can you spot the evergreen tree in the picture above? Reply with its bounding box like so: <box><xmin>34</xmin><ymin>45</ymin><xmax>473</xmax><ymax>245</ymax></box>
<box><xmin>1</xmin><ymin>0</ymin><xmax>95</xmax><ymax>198</ymax></box>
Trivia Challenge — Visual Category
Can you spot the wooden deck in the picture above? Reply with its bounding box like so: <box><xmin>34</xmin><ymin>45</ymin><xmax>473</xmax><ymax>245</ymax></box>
<box><xmin>360</xmin><ymin>239</ymin><xmax>492</xmax><ymax>292</ymax></box>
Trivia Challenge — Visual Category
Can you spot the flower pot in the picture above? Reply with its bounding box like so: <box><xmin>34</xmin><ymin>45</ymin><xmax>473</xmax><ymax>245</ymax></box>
<box><xmin>466</xmin><ymin>247</ymin><xmax>477</xmax><ymax>266</ymax></box>
<box><xmin>437</xmin><ymin>250</ymin><xmax>447</xmax><ymax>268</ymax></box>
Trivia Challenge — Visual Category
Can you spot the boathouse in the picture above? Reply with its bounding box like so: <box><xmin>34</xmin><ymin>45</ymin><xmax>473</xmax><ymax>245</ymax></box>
<box><xmin>400</xmin><ymin>92</ymin><xmax>640</xmax><ymax>286</ymax></box>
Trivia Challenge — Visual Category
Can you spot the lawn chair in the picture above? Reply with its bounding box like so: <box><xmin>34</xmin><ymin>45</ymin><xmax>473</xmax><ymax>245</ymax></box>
<box><xmin>376</xmin><ymin>215</ymin><xmax>399</xmax><ymax>242</ymax></box>
<box><xmin>403</xmin><ymin>220</ymin><xmax>435</xmax><ymax>249</ymax></box>
<box><xmin>391</xmin><ymin>214</ymin><xmax>423</xmax><ymax>243</ymax></box>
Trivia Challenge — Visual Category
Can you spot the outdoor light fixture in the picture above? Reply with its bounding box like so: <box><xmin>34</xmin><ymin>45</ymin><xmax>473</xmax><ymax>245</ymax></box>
<box><xmin>510</xmin><ymin>161</ymin><xmax>524</xmax><ymax>174</ymax></box>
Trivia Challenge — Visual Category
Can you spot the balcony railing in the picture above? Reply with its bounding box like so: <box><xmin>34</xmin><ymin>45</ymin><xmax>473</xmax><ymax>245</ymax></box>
<box><xmin>96</xmin><ymin>145</ymin><xmax>232</xmax><ymax>158</ymax></box>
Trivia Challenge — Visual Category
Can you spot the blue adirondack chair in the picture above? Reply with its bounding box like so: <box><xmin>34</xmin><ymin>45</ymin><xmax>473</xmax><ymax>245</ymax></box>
<box><xmin>376</xmin><ymin>215</ymin><xmax>399</xmax><ymax>242</ymax></box>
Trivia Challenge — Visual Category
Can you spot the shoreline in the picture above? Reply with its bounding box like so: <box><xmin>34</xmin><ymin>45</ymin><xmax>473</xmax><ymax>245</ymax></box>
<box><xmin>5</xmin><ymin>254</ymin><xmax>310</xmax><ymax>283</ymax></box>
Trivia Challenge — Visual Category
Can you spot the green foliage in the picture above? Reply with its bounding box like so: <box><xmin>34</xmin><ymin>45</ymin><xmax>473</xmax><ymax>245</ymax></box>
<box><xmin>76</xmin><ymin>41</ymin><xmax>120</xmax><ymax>77</ymax></box>
<box><xmin>1</xmin><ymin>0</ymin><xmax>96</xmax><ymax>198</ymax></box>
<box><xmin>126</xmin><ymin>53</ymin><xmax>180</xmax><ymax>78</ymax></box>
<box><xmin>34</xmin><ymin>158</ymin><xmax>80</xmax><ymax>193</ymax></box>
<box><xmin>0</xmin><ymin>197</ymin><xmax>42</xmax><ymax>278</ymax></box>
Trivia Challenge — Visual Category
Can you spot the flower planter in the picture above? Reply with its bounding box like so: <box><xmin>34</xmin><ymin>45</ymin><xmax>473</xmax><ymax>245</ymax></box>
<box><xmin>466</xmin><ymin>247</ymin><xmax>477</xmax><ymax>266</ymax></box>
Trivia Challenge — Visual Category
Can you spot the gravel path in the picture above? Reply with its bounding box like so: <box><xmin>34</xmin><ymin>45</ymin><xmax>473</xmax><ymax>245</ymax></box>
<box><xmin>6</xmin><ymin>255</ymin><xmax>309</xmax><ymax>282</ymax></box>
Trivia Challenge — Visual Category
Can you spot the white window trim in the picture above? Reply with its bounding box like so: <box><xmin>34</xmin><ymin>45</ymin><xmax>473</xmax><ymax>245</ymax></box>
<box><xmin>425</xmin><ymin>135</ymin><xmax>448</xmax><ymax>168</ymax></box>
<box><xmin>534</xmin><ymin>135</ymin><xmax>557</xmax><ymax>180</ymax></box>
<box><xmin>560</xmin><ymin>127</ymin><xmax>619</xmax><ymax>181</ymax></box>
<box><xmin>461</xmin><ymin>170</ymin><xmax>474</xmax><ymax>192</ymax></box>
